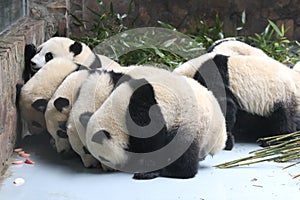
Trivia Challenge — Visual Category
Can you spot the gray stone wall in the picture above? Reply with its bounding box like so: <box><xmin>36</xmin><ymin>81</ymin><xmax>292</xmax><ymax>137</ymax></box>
<box><xmin>73</xmin><ymin>0</ymin><xmax>300</xmax><ymax>41</ymax></box>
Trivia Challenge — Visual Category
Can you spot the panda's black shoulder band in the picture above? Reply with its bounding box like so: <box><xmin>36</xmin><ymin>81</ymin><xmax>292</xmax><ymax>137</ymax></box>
<box><xmin>89</xmin><ymin>53</ymin><xmax>102</xmax><ymax>69</ymax></box>
<box><xmin>75</xmin><ymin>64</ymin><xmax>89</xmax><ymax>71</ymax></box>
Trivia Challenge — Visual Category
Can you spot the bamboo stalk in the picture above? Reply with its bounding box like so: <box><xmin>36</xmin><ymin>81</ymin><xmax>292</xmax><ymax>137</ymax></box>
<box><xmin>215</xmin><ymin>131</ymin><xmax>300</xmax><ymax>178</ymax></box>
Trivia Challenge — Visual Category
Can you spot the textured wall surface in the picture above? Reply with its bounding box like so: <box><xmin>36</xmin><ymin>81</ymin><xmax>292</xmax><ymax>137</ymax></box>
<box><xmin>0</xmin><ymin>0</ymin><xmax>68</xmax><ymax>174</ymax></box>
<box><xmin>0</xmin><ymin>19</ymin><xmax>45</xmax><ymax>173</ymax></box>
<box><xmin>73</xmin><ymin>0</ymin><xmax>300</xmax><ymax>40</ymax></box>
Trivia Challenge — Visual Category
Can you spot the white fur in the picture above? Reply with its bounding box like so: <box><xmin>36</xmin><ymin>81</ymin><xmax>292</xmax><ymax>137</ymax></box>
<box><xmin>19</xmin><ymin>58</ymin><xmax>80</xmax><ymax>135</ymax></box>
<box><xmin>67</xmin><ymin>66</ymin><xmax>172</xmax><ymax>168</ymax></box>
<box><xmin>174</xmin><ymin>53</ymin><xmax>300</xmax><ymax>117</ymax></box>
<box><xmin>293</xmin><ymin>62</ymin><xmax>300</xmax><ymax>73</ymax></box>
<box><xmin>227</xmin><ymin>55</ymin><xmax>300</xmax><ymax>115</ymax></box>
<box><xmin>31</xmin><ymin>37</ymin><xmax>121</xmax><ymax>70</ymax></box>
<box><xmin>45</xmin><ymin>70</ymin><xmax>90</xmax><ymax>153</ymax></box>
<box><xmin>85</xmin><ymin>71</ymin><xmax>226</xmax><ymax>170</ymax></box>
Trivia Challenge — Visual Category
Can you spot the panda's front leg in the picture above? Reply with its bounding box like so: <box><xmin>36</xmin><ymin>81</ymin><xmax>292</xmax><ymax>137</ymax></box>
<box><xmin>224</xmin><ymin>98</ymin><xmax>237</xmax><ymax>150</ymax></box>
<box><xmin>133</xmin><ymin>170</ymin><xmax>161</xmax><ymax>180</ymax></box>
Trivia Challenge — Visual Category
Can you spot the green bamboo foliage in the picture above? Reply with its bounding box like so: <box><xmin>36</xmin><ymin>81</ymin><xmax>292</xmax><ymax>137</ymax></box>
<box><xmin>215</xmin><ymin>131</ymin><xmax>300</xmax><ymax>179</ymax></box>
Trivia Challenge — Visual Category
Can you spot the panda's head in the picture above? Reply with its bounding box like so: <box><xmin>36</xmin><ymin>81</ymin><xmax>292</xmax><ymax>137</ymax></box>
<box><xmin>31</xmin><ymin>37</ymin><xmax>91</xmax><ymax>70</ymax></box>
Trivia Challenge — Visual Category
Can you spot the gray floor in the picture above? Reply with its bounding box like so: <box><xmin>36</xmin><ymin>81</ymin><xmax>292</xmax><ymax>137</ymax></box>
<box><xmin>0</xmin><ymin>137</ymin><xmax>299</xmax><ymax>200</ymax></box>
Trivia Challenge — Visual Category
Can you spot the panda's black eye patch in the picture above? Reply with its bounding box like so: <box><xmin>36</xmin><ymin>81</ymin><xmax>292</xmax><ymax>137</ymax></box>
<box><xmin>45</xmin><ymin>52</ymin><xmax>53</xmax><ymax>62</ymax></box>
<box><xmin>57</xmin><ymin>130</ymin><xmax>68</xmax><ymax>138</ymax></box>
<box><xmin>32</xmin><ymin>99</ymin><xmax>48</xmax><ymax>113</ymax></box>
<box><xmin>91</xmin><ymin>130</ymin><xmax>111</xmax><ymax>145</ymax></box>
<box><xmin>54</xmin><ymin>97</ymin><xmax>70</xmax><ymax>112</ymax></box>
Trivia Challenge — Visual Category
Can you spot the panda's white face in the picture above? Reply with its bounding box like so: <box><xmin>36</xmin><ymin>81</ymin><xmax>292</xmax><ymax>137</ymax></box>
<box><xmin>31</xmin><ymin>37</ymin><xmax>83</xmax><ymax>70</ymax></box>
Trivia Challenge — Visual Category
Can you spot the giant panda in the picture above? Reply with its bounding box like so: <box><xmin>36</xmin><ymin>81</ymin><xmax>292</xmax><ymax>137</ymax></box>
<box><xmin>82</xmin><ymin>71</ymin><xmax>227</xmax><ymax>180</ymax></box>
<box><xmin>207</xmin><ymin>37</ymin><xmax>269</xmax><ymax>57</ymax></box>
<box><xmin>44</xmin><ymin>70</ymin><xmax>90</xmax><ymax>154</ymax></box>
<box><xmin>174</xmin><ymin>53</ymin><xmax>300</xmax><ymax>146</ymax></box>
<box><xmin>67</xmin><ymin>66</ymin><xmax>180</xmax><ymax>168</ymax></box>
<box><xmin>18</xmin><ymin>57</ymin><xmax>86</xmax><ymax>136</ymax></box>
<box><xmin>30</xmin><ymin>37</ymin><xmax>120</xmax><ymax>71</ymax></box>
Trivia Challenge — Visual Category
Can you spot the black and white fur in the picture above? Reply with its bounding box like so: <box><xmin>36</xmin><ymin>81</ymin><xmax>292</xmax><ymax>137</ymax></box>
<box><xmin>174</xmin><ymin>53</ymin><xmax>300</xmax><ymax>146</ymax></box>
<box><xmin>19</xmin><ymin>58</ymin><xmax>86</xmax><ymax>136</ymax></box>
<box><xmin>44</xmin><ymin>70</ymin><xmax>90</xmax><ymax>154</ymax></box>
<box><xmin>30</xmin><ymin>37</ymin><xmax>120</xmax><ymax>71</ymax></box>
<box><xmin>67</xmin><ymin>66</ymin><xmax>176</xmax><ymax>168</ymax></box>
<box><xmin>207</xmin><ymin>37</ymin><xmax>269</xmax><ymax>57</ymax></box>
<box><xmin>83</xmin><ymin>71</ymin><xmax>227</xmax><ymax>179</ymax></box>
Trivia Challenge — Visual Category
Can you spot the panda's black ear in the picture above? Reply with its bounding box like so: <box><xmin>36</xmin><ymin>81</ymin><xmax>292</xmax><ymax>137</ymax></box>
<box><xmin>54</xmin><ymin>97</ymin><xmax>70</xmax><ymax>112</ymax></box>
<box><xmin>32</xmin><ymin>99</ymin><xmax>48</xmax><ymax>113</ymax></box>
<box><xmin>79</xmin><ymin>112</ymin><xmax>94</xmax><ymax>129</ymax></box>
<box><xmin>69</xmin><ymin>41</ymin><xmax>83</xmax><ymax>56</ymax></box>
<box><xmin>110</xmin><ymin>71</ymin><xmax>131</xmax><ymax>88</ymax></box>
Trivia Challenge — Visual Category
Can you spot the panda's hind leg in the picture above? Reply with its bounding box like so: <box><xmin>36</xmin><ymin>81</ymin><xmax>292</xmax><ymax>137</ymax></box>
<box><xmin>159</xmin><ymin>139</ymin><xmax>199</xmax><ymax>179</ymax></box>
<box><xmin>258</xmin><ymin>102</ymin><xmax>297</xmax><ymax>147</ymax></box>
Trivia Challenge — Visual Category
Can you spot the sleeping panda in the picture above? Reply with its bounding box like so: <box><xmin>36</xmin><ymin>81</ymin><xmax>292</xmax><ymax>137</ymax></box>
<box><xmin>174</xmin><ymin>53</ymin><xmax>300</xmax><ymax>146</ymax></box>
<box><xmin>67</xmin><ymin>66</ymin><xmax>178</xmax><ymax>168</ymax></box>
<box><xmin>18</xmin><ymin>57</ymin><xmax>86</xmax><ymax>136</ymax></box>
<box><xmin>207</xmin><ymin>37</ymin><xmax>269</xmax><ymax>57</ymax></box>
<box><xmin>30</xmin><ymin>37</ymin><xmax>120</xmax><ymax>71</ymax></box>
<box><xmin>82</xmin><ymin>71</ymin><xmax>227</xmax><ymax>179</ymax></box>
<box><xmin>44</xmin><ymin>70</ymin><xmax>90</xmax><ymax>154</ymax></box>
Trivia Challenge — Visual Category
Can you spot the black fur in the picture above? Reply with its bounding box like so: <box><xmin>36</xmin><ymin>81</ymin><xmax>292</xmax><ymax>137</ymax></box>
<box><xmin>32</xmin><ymin>121</ymin><xmax>42</xmax><ymax>128</ymax></box>
<box><xmin>31</xmin><ymin>99</ymin><xmax>48</xmax><ymax>113</ymax></box>
<box><xmin>23</xmin><ymin>44</ymin><xmax>37</xmax><ymax>82</ymax></box>
<box><xmin>83</xmin><ymin>146</ymin><xmax>91</xmax><ymax>154</ymax></box>
<box><xmin>57</xmin><ymin>130</ymin><xmax>68</xmax><ymax>138</ymax></box>
<box><xmin>124</xmin><ymin>79</ymin><xmax>200</xmax><ymax>179</ymax></box>
<box><xmin>192</xmin><ymin>54</ymin><xmax>235</xmax><ymax>150</ymax></box>
<box><xmin>54</xmin><ymin>97</ymin><xmax>70</xmax><ymax>112</ymax></box>
<box><xmin>211</xmin><ymin>54</ymin><xmax>298</xmax><ymax>147</ymax></box>
<box><xmin>207</xmin><ymin>38</ymin><xmax>240</xmax><ymax>53</ymax></box>
<box><xmin>45</xmin><ymin>52</ymin><xmax>53</xmax><ymax>62</ymax></box>
<box><xmin>58</xmin><ymin>121</ymin><xmax>67</xmax><ymax>131</ymax></box>
<box><xmin>109</xmin><ymin>71</ymin><xmax>132</xmax><ymax>88</ymax></box>
<box><xmin>89</xmin><ymin>54</ymin><xmax>102</xmax><ymax>69</ymax></box>
<box><xmin>79</xmin><ymin>112</ymin><xmax>94</xmax><ymax>129</ymax></box>
<box><xmin>126</xmin><ymin>79</ymin><xmax>167</xmax><ymax>153</ymax></box>
<box><xmin>69</xmin><ymin>41</ymin><xmax>82</xmax><ymax>56</ymax></box>
<box><xmin>91</xmin><ymin>130</ymin><xmax>112</xmax><ymax>145</ymax></box>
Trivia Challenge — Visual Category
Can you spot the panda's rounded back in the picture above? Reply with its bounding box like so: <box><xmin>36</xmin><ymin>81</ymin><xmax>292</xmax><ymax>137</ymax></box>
<box><xmin>226</xmin><ymin>55</ymin><xmax>300</xmax><ymax>115</ymax></box>
<box><xmin>208</xmin><ymin>38</ymin><xmax>268</xmax><ymax>57</ymax></box>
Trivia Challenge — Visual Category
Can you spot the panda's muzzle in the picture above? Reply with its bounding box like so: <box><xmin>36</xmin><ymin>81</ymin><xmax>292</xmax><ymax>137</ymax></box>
<box><xmin>30</xmin><ymin>61</ymin><xmax>40</xmax><ymax>72</ymax></box>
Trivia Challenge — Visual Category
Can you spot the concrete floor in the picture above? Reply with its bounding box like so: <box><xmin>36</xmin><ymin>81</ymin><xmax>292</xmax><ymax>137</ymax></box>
<box><xmin>0</xmin><ymin>136</ymin><xmax>299</xmax><ymax>200</ymax></box>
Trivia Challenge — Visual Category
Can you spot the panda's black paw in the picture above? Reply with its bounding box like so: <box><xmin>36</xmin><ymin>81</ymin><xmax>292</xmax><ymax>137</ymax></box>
<box><xmin>133</xmin><ymin>171</ymin><xmax>160</xmax><ymax>180</ymax></box>
<box><xmin>224</xmin><ymin>132</ymin><xmax>235</xmax><ymax>150</ymax></box>
<box><xmin>257</xmin><ymin>139</ymin><xmax>270</xmax><ymax>147</ymax></box>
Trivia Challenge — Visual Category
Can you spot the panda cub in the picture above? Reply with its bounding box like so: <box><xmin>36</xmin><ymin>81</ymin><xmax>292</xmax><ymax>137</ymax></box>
<box><xmin>207</xmin><ymin>37</ymin><xmax>269</xmax><ymax>57</ymax></box>
<box><xmin>67</xmin><ymin>66</ymin><xmax>179</xmax><ymax>168</ymax></box>
<box><xmin>83</xmin><ymin>71</ymin><xmax>227</xmax><ymax>179</ymax></box>
<box><xmin>45</xmin><ymin>70</ymin><xmax>90</xmax><ymax>154</ymax></box>
<box><xmin>19</xmin><ymin>58</ymin><xmax>86</xmax><ymax>136</ymax></box>
<box><xmin>30</xmin><ymin>37</ymin><xmax>120</xmax><ymax>71</ymax></box>
<box><xmin>174</xmin><ymin>53</ymin><xmax>300</xmax><ymax>147</ymax></box>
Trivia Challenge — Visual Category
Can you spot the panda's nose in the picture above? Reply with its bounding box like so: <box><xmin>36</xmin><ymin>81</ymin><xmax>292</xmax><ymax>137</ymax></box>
<box><xmin>31</xmin><ymin>61</ymin><xmax>39</xmax><ymax>71</ymax></box>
